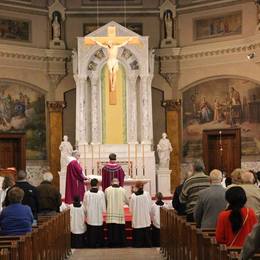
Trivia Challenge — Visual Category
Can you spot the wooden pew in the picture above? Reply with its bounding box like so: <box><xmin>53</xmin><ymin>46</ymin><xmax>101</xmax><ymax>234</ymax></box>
<box><xmin>0</xmin><ymin>248</ymin><xmax>10</xmax><ymax>260</ymax></box>
<box><xmin>0</xmin><ymin>241</ymin><xmax>19</xmax><ymax>260</ymax></box>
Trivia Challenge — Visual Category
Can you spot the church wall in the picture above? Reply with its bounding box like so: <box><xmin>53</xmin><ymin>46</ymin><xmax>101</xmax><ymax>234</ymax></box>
<box><xmin>178</xmin><ymin>1</ymin><xmax>257</xmax><ymax>47</ymax></box>
<box><xmin>0</xmin><ymin>9</ymin><xmax>49</xmax><ymax>49</ymax></box>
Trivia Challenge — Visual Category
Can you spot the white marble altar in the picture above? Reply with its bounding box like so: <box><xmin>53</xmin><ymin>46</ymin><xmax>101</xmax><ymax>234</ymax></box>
<box><xmin>73</xmin><ymin>22</ymin><xmax>156</xmax><ymax>194</ymax></box>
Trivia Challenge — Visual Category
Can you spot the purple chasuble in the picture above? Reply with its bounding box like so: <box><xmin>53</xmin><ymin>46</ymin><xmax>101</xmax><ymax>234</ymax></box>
<box><xmin>65</xmin><ymin>159</ymin><xmax>85</xmax><ymax>204</ymax></box>
<box><xmin>101</xmin><ymin>162</ymin><xmax>125</xmax><ymax>191</ymax></box>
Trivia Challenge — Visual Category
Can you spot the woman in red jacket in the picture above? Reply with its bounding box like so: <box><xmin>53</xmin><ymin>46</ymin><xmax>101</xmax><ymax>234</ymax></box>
<box><xmin>216</xmin><ymin>186</ymin><xmax>257</xmax><ymax>247</ymax></box>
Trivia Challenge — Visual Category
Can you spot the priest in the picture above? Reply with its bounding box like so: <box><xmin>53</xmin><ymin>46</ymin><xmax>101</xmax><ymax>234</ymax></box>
<box><xmin>65</xmin><ymin>150</ymin><xmax>87</xmax><ymax>204</ymax></box>
<box><xmin>101</xmin><ymin>153</ymin><xmax>125</xmax><ymax>191</ymax></box>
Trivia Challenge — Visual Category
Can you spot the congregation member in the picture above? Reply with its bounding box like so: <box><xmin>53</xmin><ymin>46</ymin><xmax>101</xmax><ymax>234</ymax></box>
<box><xmin>0</xmin><ymin>187</ymin><xmax>33</xmax><ymax>235</ymax></box>
<box><xmin>105</xmin><ymin>178</ymin><xmax>129</xmax><ymax>247</ymax></box>
<box><xmin>83</xmin><ymin>178</ymin><xmax>106</xmax><ymax>248</ymax></box>
<box><xmin>228</xmin><ymin>168</ymin><xmax>244</xmax><ymax>188</ymax></box>
<box><xmin>70</xmin><ymin>195</ymin><xmax>87</xmax><ymax>248</ymax></box>
<box><xmin>172</xmin><ymin>171</ymin><xmax>192</xmax><ymax>215</ymax></box>
<box><xmin>4</xmin><ymin>170</ymin><xmax>39</xmax><ymax>220</ymax></box>
<box><xmin>65</xmin><ymin>150</ymin><xmax>87</xmax><ymax>204</ymax></box>
<box><xmin>130</xmin><ymin>181</ymin><xmax>152</xmax><ymax>248</ymax></box>
<box><xmin>102</xmin><ymin>153</ymin><xmax>125</xmax><ymax>191</ymax></box>
<box><xmin>216</xmin><ymin>186</ymin><xmax>257</xmax><ymax>247</ymax></box>
<box><xmin>240</xmin><ymin>223</ymin><xmax>260</xmax><ymax>260</ymax></box>
<box><xmin>179</xmin><ymin>160</ymin><xmax>210</xmax><ymax>222</ymax></box>
<box><xmin>150</xmin><ymin>192</ymin><xmax>165</xmax><ymax>247</ymax></box>
<box><xmin>194</xmin><ymin>169</ymin><xmax>226</xmax><ymax>228</ymax></box>
<box><xmin>37</xmin><ymin>172</ymin><xmax>62</xmax><ymax>215</ymax></box>
<box><xmin>0</xmin><ymin>176</ymin><xmax>15</xmax><ymax>212</ymax></box>
<box><xmin>240</xmin><ymin>171</ymin><xmax>260</xmax><ymax>220</ymax></box>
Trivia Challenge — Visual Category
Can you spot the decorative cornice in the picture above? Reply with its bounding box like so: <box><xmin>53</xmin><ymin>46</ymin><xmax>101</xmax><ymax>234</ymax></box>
<box><xmin>162</xmin><ymin>99</ymin><xmax>182</xmax><ymax>112</ymax></box>
<box><xmin>47</xmin><ymin>101</ymin><xmax>65</xmax><ymax>112</ymax></box>
<box><xmin>157</xmin><ymin>37</ymin><xmax>260</xmax><ymax>61</ymax></box>
<box><xmin>0</xmin><ymin>44</ymin><xmax>71</xmax><ymax>63</ymax></box>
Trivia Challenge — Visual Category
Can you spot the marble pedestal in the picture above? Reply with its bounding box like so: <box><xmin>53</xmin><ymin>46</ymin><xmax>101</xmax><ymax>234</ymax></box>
<box><xmin>160</xmin><ymin>38</ymin><xmax>177</xmax><ymax>48</ymax></box>
<box><xmin>156</xmin><ymin>167</ymin><xmax>172</xmax><ymax>197</ymax></box>
<box><xmin>49</xmin><ymin>39</ymin><xmax>65</xmax><ymax>49</ymax></box>
<box><xmin>59</xmin><ymin>170</ymin><xmax>66</xmax><ymax>198</ymax></box>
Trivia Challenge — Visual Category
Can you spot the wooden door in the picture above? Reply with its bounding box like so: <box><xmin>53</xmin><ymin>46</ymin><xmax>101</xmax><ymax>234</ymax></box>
<box><xmin>0</xmin><ymin>133</ymin><xmax>26</xmax><ymax>170</ymax></box>
<box><xmin>203</xmin><ymin>128</ymin><xmax>241</xmax><ymax>176</ymax></box>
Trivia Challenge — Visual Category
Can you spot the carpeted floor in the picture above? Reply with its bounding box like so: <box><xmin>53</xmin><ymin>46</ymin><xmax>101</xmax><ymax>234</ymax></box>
<box><xmin>69</xmin><ymin>248</ymin><xmax>164</xmax><ymax>260</ymax></box>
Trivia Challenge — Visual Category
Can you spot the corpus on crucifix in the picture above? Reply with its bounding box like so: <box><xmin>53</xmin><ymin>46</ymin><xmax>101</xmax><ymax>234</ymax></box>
<box><xmin>85</xmin><ymin>26</ymin><xmax>141</xmax><ymax>105</ymax></box>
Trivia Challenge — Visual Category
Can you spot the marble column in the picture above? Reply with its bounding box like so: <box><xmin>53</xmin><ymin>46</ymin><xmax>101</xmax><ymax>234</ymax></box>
<box><xmin>128</xmin><ymin>75</ymin><xmax>138</xmax><ymax>143</ymax></box>
<box><xmin>162</xmin><ymin>99</ymin><xmax>182</xmax><ymax>192</ymax></box>
<box><xmin>47</xmin><ymin>101</ymin><xmax>65</xmax><ymax>189</ymax></box>
<box><xmin>91</xmin><ymin>77</ymin><xmax>99</xmax><ymax>144</ymax></box>
<box><xmin>140</xmin><ymin>76</ymin><xmax>150</xmax><ymax>143</ymax></box>
<box><xmin>78</xmin><ymin>77</ymin><xmax>87</xmax><ymax>143</ymax></box>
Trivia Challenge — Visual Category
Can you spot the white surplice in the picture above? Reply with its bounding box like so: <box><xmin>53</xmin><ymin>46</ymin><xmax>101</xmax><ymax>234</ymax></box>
<box><xmin>83</xmin><ymin>190</ymin><xmax>106</xmax><ymax>226</ymax></box>
<box><xmin>69</xmin><ymin>205</ymin><xmax>87</xmax><ymax>234</ymax></box>
<box><xmin>129</xmin><ymin>191</ymin><xmax>152</xmax><ymax>229</ymax></box>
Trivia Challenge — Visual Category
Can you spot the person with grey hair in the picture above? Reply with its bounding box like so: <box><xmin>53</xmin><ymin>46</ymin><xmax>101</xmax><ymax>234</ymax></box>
<box><xmin>0</xmin><ymin>187</ymin><xmax>33</xmax><ymax>235</ymax></box>
<box><xmin>194</xmin><ymin>169</ymin><xmax>227</xmax><ymax>228</ymax></box>
<box><xmin>240</xmin><ymin>171</ymin><xmax>260</xmax><ymax>220</ymax></box>
<box><xmin>65</xmin><ymin>150</ymin><xmax>88</xmax><ymax>204</ymax></box>
<box><xmin>4</xmin><ymin>170</ymin><xmax>39</xmax><ymax>220</ymax></box>
<box><xmin>37</xmin><ymin>172</ymin><xmax>62</xmax><ymax>215</ymax></box>
<box><xmin>179</xmin><ymin>159</ymin><xmax>210</xmax><ymax>222</ymax></box>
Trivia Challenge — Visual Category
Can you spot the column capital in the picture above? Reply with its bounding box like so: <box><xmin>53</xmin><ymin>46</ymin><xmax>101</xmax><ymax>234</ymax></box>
<box><xmin>47</xmin><ymin>101</ymin><xmax>65</xmax><ymax>112</ymax></box>
<box><xmin>162</xmin><ymin>99</ymin><xmax>181</xmax><ymax>112</ymax></box>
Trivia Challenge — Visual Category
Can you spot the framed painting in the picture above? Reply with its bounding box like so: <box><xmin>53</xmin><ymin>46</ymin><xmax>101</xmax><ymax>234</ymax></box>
<box><xmin>194</xmin><ymin>11</ymin><xmax>242</xmax><ymax>40</ymax></box>
<box><xmin>0</xmin><ymin>16</ymin><xmax>31</xmax><ymax>42</ymax></box>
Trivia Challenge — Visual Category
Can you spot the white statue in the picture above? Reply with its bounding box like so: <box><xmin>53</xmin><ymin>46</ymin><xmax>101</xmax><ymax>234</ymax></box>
<box><xmin>59</xmin><ymin>135</ymin><xmax>73</xmax><ymax>173</ymax></box>
<box><xmin>52</xmin><ymin>15</ymin><xmax>61</xmax><ymax>40</ymax></box>
<box><xmin>164</xmin><ymin>11</ymin><xmax>173</xmax><ymax>39</ymax></box>
<box><xmin>157</xmin><ymin>133</ymin><xmax>173</xmax><ymax>169</ymax></box>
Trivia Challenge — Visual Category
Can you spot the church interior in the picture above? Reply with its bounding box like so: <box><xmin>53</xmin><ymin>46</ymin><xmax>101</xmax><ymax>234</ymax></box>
<box><xmin>0</xmin><ymin>0</ymin><xmax>260</xmax><ymax>259</ymax></box>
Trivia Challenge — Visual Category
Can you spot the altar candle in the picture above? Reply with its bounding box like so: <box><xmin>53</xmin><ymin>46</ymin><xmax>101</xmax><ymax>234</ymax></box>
<box><xmin>142</xmin><ymin>143</ymin><xmax>145</xmax><ymax>176</ymax></box>
<box><xmin>128</xmin><ymin>143</ymin><xmax>130</xmax><ymax>177</ymax></box>
<box><xmin>91</xmin><ymin>144</ymin><xmax>94</xmax><ymax>174</ymax></box>
<box><xmin>84</xmin><ymin>143</ymin><xmax>87</xmax><ymax>175</ymax></box>
<box><xmin>135</xmin><ymin>143</ymin><xmax>138</xmax><ymax>176</ymax></box>
<box><xmin>98</xmin><ymin>144</ymin><xmax>101</xmax><ymax>174</ymax></box>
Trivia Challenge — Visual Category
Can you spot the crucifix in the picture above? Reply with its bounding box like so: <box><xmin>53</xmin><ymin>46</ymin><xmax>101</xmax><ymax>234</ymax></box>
<box><xmin>85</xmin><ymin>26</ymin><xmax>141</xmax><ymax>105</ymax></box>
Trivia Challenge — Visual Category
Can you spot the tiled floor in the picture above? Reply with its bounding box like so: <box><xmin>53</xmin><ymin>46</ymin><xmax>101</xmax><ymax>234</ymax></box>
<box><xmin>69</xmin><ymin>248</ymin><xmax>164</xmax><ymax>260</ymax></box>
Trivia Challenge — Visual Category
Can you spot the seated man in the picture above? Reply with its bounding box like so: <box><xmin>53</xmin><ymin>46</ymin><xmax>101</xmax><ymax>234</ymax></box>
<box><xmin>37</xmin><ymin>172</ymin><xmax>62</xmax><ymax>215</ymax></box>
<box><xmin>102</xmin><ymin>153</ymin><xmax>125</xmax><ymax>191</ymax></box>
<box><xmin>0</xmin><ymin>187</ymin><xmax>33</xmax><ymax>235</ymax></box>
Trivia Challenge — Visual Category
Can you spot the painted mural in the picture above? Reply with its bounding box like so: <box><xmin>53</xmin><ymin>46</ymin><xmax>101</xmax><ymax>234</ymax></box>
<box><xmin>0</xmin><ymin>17</ymin><xmax>31</xmax><ymax>42</ymax></box>
<box><xmin>0</xmin><ymin>81</ymin><xmax>46</xmax><ymax>160</ymax></box>
<box><xmin>194</xmin><ymin>12</ymin><xmax>242</xmax><ymax>40</ymax></box>
<box><xmin>183</xmin><ymin>78</ymin><xmax>260</xmax><ymax>159</ymax></box>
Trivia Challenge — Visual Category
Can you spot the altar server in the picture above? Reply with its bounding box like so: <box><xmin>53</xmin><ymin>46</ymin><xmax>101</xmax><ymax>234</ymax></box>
<box><xmin>102</xmin><ymin>153</ymin><xmax>125</xmax><ymax>191</ymax></box>
<box><xmin>150</xmin><ymin>192</ymin><xmax>165</xmax><ymax>246</ymax></box>
<box><xmin>130</xmin><ymin>181</ymin><xmax>152</xmax><ymax>247</ymax></box>
<box><xmin>70</xmin><ymin>195</ymin><xmax>87</xmax><ymax>248</ymax></box>
<box><xmin>105</xmin><ymin>178</ymin><xmax>129</xmax><ymax>247</ymax></box>
<box><xmin>83</xmin><ymin>178</ymin><xmax>106</xmax><ymax>248</ymax></box>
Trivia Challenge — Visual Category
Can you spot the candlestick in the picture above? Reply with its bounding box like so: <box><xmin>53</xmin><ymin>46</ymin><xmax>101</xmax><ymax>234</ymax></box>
<box><xmin>84</xmin><ymin>143</ymin><xmax>87</xmax><ymax>175</ymax></box>
<box><xmin>135</xmin><ymin>143</ymin><xmax>138</xmax><ymax>176</ymax></box>
<box><xmin>128</xmin><ymin>143</ymin><xmax>131</xmax><ymax>177</ymax></box>
<box><xmin>142</xmin><ymin>143</ymin><xmax>145</xmax><ymax>176</ymax></box>
<box><xmin>91</xmin><ymin>144</ymin><xmax>94</xmax><ymax>174</ymax></box>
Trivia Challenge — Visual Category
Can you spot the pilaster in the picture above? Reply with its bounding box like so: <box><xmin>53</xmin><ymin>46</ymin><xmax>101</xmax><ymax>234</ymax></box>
<box><xmin>162</xmin><ymin>99</ymin><xmax>182</xmax><ymax>191</ymax></box>
<box><xmin>47</xmin><ymin>101</ymin><xmax>65</xmax><ymax>189</ymax></box>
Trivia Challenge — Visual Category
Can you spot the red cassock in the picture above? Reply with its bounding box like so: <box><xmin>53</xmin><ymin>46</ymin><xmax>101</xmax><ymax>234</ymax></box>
<box><xmin>65</xmin><ymin>159</ymin><xmax>86</xmax><ymax>204</ymax></box>
<box><xmin>101</xmin><ymin>162</ymin><xmax>125</xmax><ymax>191</ymax></box>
